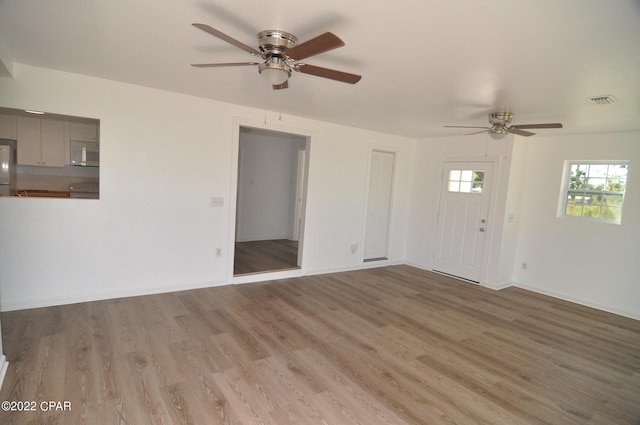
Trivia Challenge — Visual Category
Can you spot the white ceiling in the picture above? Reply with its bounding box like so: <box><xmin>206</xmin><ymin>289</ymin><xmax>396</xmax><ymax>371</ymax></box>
<box><xmin>1</xmin><ymin>0</ymin><xmax>639</xmax><ymax>139</ymax></box>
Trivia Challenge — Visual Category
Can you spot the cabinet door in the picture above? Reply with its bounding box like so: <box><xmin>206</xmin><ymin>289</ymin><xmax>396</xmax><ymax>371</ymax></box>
<box><xmin>69</xmin><ymin>122</ymin><xmax>98</xmax><ymax>142</ymax></box>
<box><xmin>0</xmin><ymin>114</ymin><xmax>17</xmax><ymax>139</ymax></box>
<box><xmin>17</xmin><ymin>116</ymin><xmax>43</xmax><ymax>166</ymax></box>
<box><xmin>41</xmin><ymin>119</ymin><xmax>65</xmax><ymax>167</ymax></box>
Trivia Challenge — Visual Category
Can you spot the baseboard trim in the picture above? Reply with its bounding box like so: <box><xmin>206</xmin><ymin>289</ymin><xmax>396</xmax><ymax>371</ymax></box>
<box><xmin>514</xmin><ymin>282</ymin><xmax>640</xmax><ymax>321</ymax></box>
<box><xmin>482</xmin><ymin>281</ymin><xmax>513</xmax><ymax>290</ymax></box>
<box><xmin>233</xmin><ymin>268</ymin><xmax>304</xmax><ymax>285</ymax></box>
<box><xmin>0</xmin><ymin>280</ymin><xmax>229</xmax><ymax>312</ymax></box>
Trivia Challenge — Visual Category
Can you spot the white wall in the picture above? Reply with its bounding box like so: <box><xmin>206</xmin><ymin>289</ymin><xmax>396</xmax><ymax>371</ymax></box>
<box><xmin>513</xmin><ymin>132</ymin><xmax>640</xmax><ymax>319</ymax></box>
<box><xmin>3</xmin><ymin>64</ymin><xmax>635</xmax><ymax>320</ymax></box>
<box><xmin>0</xmin><ymin>64</ymin><xmax>415</xmax><ymax>311</ymax></box>
<box><xmin>0</xmin><ymin>291</ymin><xmax>6</xmax><ymax>390</ymax></box>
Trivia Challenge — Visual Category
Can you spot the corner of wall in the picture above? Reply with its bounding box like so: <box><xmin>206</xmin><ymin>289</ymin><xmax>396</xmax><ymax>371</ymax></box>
<box><xmin>481</xmin><ymin>281</ymin><xmax>514</xmax><ymax>291</ymax></box>
<box><xmin>0</xmin><ymin>355</ymin><xmax>7</xmax><ymax>391</ymax></box>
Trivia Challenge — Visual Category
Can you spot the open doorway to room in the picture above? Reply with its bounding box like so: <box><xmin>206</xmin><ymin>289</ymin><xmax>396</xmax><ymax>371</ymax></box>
<box><xmin>234</xmin><ymin>126</ymin><xmax>308</xmax><ymax>275</ymax></box>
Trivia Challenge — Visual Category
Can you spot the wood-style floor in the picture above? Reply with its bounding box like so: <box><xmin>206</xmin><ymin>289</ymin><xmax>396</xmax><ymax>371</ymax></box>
<box><xmin>1</xmin><ymin>265</ymin><xmax>639</xmax><ymax>424</ymax></box>
<box><xmin>234</xmin><ymin>239</ymin><xmax>299</xmax><ymax>275</ymax></box>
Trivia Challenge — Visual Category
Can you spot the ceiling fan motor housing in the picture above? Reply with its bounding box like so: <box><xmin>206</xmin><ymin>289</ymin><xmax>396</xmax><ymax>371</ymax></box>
<box><xmin>488</xmin><ymin>111</ymin><xmax>513</xmax><ymax>134</ymax></box>
<box><xmin>489</xmin><ymin>111</ymin><xmax>513</xmax><ymax>125</ymax></box>
<box><xmin>257</xmin><ymin>30</ymin><xmax>297</xmax><ymax>56</ymax></box>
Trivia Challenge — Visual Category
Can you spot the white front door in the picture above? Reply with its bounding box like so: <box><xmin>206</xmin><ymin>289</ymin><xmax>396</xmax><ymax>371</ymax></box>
<box><xmin>433</xmin><ymin>161</ymin><xmax>494</xmax><ymax>282</ymax></box>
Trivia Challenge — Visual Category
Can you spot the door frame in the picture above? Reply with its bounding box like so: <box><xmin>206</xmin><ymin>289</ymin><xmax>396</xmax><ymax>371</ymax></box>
<box><xmin>292</xmin><ymin>148</ymin><xmax>306</xmax><ymax>242</ymax></box>
<box><xmin>432</xmin><ymin>155</ymin><xmax>501</xmax><ymax>285</ymax></box>
<box><xmin>228</xmin><ymin>118</ymin><xmax>313</xmax><ymax>284</ymax></box>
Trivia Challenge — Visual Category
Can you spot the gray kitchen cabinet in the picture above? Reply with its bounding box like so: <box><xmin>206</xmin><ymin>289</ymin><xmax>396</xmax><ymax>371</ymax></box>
<box><xmin>17</xmin><ymin>116</ymin><xmax>65</xmax><ymax>167</ymax></box>
<box><xmin>0</xmin><ymin>114</ymin><xmax>17</xmax><ymax>140</ymax></box>
<box><xmin>69</xmin><ymin>122</ymin><xmax>99</xmax><ymax>142</ymax></box>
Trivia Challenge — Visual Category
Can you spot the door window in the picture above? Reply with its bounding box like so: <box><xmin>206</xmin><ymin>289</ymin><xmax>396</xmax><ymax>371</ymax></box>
<box><xmin>448</xmin><ymin>169</ymin><xmax>485</xmax><ymax>193</ymax></box>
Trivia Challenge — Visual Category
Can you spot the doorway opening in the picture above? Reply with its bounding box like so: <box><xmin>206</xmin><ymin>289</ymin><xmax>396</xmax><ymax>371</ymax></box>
<box><xmin>234</xmin><ymin>126</ymin><xmax>308</xmax><ymax>275</ymax></box>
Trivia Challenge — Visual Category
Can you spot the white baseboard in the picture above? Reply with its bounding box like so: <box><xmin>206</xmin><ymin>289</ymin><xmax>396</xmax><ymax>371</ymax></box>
<box><xmin>0</xmin><ymin>280</ymin><xmax>229</xmax><ymax>312</ymax></box>
<box><xmin>404</xmin><ymin>262</ymin><xmax>513</xmax><ymax>291</ymax></box>
<box><xmin>482</xmin><ymin>281</ymin><xmax>513</xmax><ymax>290</ymax></box>
<box><xmin>514</xmin><ymin>282</ymin><xmax>640</xmax><ymax>321</ymax></box>
<box><xmin>0</xmin><ymin>355</ymin><xmax>8</xmax><ymax>391</ymax></box>
<box><xmin>232</xmin><ymin>269</ymin><xmax>305</xmax><ymax>285</ymax></box>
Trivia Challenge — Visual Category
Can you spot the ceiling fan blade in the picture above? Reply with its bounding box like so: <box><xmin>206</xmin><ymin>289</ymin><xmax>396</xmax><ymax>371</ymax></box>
<box><xmin>296</xmin><ymin>63</ymin><xmax>361</xmax><ymax>84</ymax></box>
<box><xmin>285</xmin><ymin>32</ymin><xmax>345</xmax><ymax>60</ymax></box>
<box><xmin>444</xmin><ymin>125</ymin><xmax>491</xmax><ymax>129</ymax></box>
<box><xmin>273</xmin><ymin>81</ymin><xmax>289</xmax><ymax>90</ymax></box>
<box><xmin>193</xmin><ymin>23</ymin><xmax>263</xmax><ymax>58</ymax></box>
<box><xmin>508</xmin><ymin>127</ymin><xmax>535</xmax><ymax>137</ymax></box>
<box><xmin>466</xmin><ymin>129</ymin><xmax>491</xmax><ymax>135</ymax></box>
<box><xmin>191</xmin><ymin>62</ymin><xmax>259</xmax><ymax>68</ymax></box>
<box><xmin>511</xmin><ymin>123</ymin><xmax>563</xmax><ymax>129</ymax></box>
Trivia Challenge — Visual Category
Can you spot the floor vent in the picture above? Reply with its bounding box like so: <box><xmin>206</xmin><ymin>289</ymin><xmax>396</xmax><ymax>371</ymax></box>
<box><xmin>588</xmin><ymin>95</ymin><xmax>616</xmax><ymax>105</ymax></box>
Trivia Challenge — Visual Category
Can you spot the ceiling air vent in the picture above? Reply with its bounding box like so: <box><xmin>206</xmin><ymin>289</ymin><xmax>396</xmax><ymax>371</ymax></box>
<box><xmin>588</xmin><ymin>95</ymin><xmax>616</xmax><ymax>105</ymax></box>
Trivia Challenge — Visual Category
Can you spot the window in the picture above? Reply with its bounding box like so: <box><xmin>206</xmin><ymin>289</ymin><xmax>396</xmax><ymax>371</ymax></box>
<box><xmin>562</xmin><ymin>161</ymin><xmax>628</xmax><ymax>223</ymax></box>
<box><xmin>448</xmin><ymin>169</ymin><xmax>485</xmax><ymax>193</ymax></box>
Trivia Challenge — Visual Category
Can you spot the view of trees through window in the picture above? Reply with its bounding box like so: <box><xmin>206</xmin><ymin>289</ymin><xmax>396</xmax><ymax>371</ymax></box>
<box><xmin>448</xmin><ymin>169</ymin><xmax>485</xmax><ymax>193</ymax></box>
<box><xmin>564</xmin><ymin>162</ymin><xmax>628</xmax><ymax>222</ymax></box>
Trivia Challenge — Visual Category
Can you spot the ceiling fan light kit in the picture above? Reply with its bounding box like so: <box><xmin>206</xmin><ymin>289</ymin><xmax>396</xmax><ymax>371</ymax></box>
<box><xmin>258</xmin><ymin>57</ymin><xmax>291</xmax><ymax>85</ymax></box>
<box><xmin>445</xmin><ymin>111</ymin><xmax>563</xmax><ymax>137</ymax></box>
<box><xmin>191</xmin><ymin>23</ymin><xmax>361</xmax><ymax>89</ymax></box>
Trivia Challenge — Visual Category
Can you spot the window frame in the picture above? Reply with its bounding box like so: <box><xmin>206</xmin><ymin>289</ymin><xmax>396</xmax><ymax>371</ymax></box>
<box><xmin>559</xmin><ymin>160</ymin><xmax>629</xmax><ymax>225</ymax></box>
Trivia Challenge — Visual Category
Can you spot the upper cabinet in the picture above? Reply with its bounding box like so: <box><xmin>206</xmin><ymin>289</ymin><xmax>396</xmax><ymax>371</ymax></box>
<box><xmin>69</xmin><ymin>122</ymin><xmax>99</xmax><ymax>143</ymax></box>
<box><xmin>17</xmin><ymin>117</ymin><xmax>66</xmax><ymax>167</ymax></box>
<box><xmin>0</xmin><ymin>114</ymin><xmax>17</xmax><ymax>139</ymax></box>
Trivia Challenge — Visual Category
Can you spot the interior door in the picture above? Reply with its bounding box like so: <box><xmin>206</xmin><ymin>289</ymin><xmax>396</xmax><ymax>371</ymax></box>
<box><xmin>364</xmin><ymin>150</ymin><xmax>395</xmax><ymax>260</ymax></box>
<box><xmin>433</xmin><ymin>161</ymin><xmax>493</xmax><ymax>282</ymax></box>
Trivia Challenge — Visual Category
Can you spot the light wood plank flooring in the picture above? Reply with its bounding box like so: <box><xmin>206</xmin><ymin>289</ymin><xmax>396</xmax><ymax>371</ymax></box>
<box><xmin>234</xmin><ymin>239</ymin><xmax>299</xmax><ymax>275</ymax></box>
<box><xmin>1</xmin><ymin>266</ymin><xmax>639</xmax><ymax>424</ymax></box>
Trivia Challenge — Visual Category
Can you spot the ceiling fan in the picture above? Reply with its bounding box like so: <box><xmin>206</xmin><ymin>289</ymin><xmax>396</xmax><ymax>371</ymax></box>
<box><xmin>191</xmin><ymin>23</ymin><xmax>362</xmax><ymax>89</ymax></box>
<box><xmin>445</xmin><ymin>112</ymin><xmax>563</xmax><ymax>137</ymax></box>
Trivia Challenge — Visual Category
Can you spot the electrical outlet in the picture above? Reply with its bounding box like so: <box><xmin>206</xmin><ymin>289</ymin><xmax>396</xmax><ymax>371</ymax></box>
<box><xmin>210</xmin><ymin>197</ymin><xmax>224</xmax><ymax>207</ymax></box>
<box><xmin>521</xmin><ymin>262</ymin><xmax>528</xmax><ymax>270</ymax></box>
<box><xmin>350</xmin><ymin>243</ymin><xmax>358</xmax><ymax>253</ymax></box>
<box><xmin>215</xmin><ymin>247</ymin><xmax>223</xmax><ymax>257</ymax></box>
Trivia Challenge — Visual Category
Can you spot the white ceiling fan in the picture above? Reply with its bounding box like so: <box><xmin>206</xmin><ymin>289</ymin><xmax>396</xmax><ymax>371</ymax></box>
<box><xmin>445</xmin><ymin>112</ymin><xmax>563</xmax><ymax>137</ymax></box>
